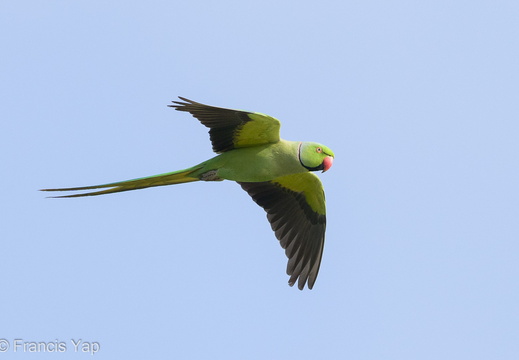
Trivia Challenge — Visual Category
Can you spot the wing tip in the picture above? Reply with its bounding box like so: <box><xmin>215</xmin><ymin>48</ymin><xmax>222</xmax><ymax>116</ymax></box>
<box><xmin>168</xmin><ymin>96</ymin><xmax>196</xmax><ymax>110</ymax></box>
<box><xmin>288</xmin><ymin>276</ymin><xmax>313</xmax><ymax>290</ymax></box>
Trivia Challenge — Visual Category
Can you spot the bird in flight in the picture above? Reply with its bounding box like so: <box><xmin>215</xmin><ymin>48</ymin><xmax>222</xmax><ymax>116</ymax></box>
<box><xmin>42</xmin><ymin>97</ymin><xmax>335</xmax><ymax>290</ymax></box>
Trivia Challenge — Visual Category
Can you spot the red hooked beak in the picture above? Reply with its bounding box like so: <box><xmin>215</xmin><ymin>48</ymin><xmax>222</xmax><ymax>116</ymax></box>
<box><xmin>322</xmin><ymin>156</ymin><xmax>334</xmax><ymax>172</ymax></box>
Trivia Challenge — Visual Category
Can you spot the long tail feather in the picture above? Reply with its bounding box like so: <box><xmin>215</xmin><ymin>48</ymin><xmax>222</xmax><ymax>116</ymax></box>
<box><xmin>40</xmin><ymin>167</ymin><xmax>202</xmax><ymax>198</ymax></box>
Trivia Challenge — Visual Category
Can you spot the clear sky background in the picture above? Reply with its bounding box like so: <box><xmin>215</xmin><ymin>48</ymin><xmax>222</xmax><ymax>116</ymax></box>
<box><xmin>2</xmin><ymin>1</ymin><xmax>518</xmax><ymax>359</ymax></box>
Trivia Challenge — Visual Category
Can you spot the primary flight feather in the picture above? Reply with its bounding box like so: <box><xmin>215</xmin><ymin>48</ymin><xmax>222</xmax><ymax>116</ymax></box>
<box><xmin>41</xmin><ymin>97</ymin><xmax>335</xmax><ymax>290</ymax></box>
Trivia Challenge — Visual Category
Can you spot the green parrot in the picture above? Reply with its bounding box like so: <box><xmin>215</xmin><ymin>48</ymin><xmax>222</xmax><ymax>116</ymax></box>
<box><xmin>42</xmin><ymin>97</ymin><xmax>335</xmax><ymax>290</ymax></box>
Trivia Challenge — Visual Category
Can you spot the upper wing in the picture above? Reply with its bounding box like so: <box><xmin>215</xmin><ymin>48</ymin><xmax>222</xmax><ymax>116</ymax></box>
<box><xmin>169</xmin><ymin>97</ymin><xmax>281</xmax><ymax>153</ymax></box>
<box><xmin>238</xmin><ymin>172</ymin><xmax>326</xmax><ymax>290</ymax></box>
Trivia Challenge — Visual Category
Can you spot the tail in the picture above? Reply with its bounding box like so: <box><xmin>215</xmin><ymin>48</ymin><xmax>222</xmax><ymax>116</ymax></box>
<box><xmin>40</xmin><ymin>166</ymin><xmax>203</xmax><ymax>198</ymax></box>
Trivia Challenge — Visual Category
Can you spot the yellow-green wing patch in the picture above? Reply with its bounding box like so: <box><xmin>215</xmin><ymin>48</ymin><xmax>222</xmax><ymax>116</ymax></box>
<box><xmin>272</xmin><ymin>172</ymin><xmax>326</xmax><ymax>215</ymax></box>
<box><xmin>169</xmin><ymin>97</ymin><xmax>280</xmax><ymax>153</ymax></box>
<box><xmin>238</xmin><ymin>172</ymin><xmax>326</xmax><ymax>290</ymax></box>
<box><xmin>234</xmin><ymin>112</ymin><xmax>280</xmax><ymax>148</ymax></box>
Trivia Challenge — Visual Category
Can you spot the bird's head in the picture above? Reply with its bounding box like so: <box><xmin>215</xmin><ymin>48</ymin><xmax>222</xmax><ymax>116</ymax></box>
<box><xmin>298</xmin><ymin>142</ymin><xmax>335</xmax><ymax>173</ymax></box>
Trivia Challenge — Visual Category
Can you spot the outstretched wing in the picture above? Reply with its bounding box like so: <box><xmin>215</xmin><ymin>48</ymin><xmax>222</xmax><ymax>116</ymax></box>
<box><xmin>169</xmin><ymin>97</ymin><xmax>280</xmax><ymax>153</ymax></box>
<box><xmin>238</xmin><ymin>172</ymin><xmax>326</xmax><ymax>290</ymax></box>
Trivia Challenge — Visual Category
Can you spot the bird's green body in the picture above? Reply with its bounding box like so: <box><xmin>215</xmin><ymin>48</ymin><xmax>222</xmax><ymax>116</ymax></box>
<box><xmin>42</xmin><ymin>98</ymin><xmax>334</xmax><ymax>290</ymax></box>
<box><xmin>199</xmin><ymin>140</ymin><xmax>327</xmax><ymax>182</ymax></box>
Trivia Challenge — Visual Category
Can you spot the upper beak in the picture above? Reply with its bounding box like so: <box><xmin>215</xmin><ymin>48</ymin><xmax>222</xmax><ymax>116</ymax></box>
<box><xmin>322</xmin><ymin>156</ymin><xmax>334</xmax><ymax>172</ymax></box>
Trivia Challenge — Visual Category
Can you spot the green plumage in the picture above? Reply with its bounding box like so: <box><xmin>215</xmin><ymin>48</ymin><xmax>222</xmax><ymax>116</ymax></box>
<box><xmin>41</xmin><ymin>97</ymin><xmax>335</xmax><ymax>290</ymax></box>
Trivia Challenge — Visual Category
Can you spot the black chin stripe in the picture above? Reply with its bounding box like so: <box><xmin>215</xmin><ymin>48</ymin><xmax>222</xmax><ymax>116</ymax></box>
<box><xmin>304</xmin><ymin>163</ymin><xmax>325</xmax><ymax>172</ymax></box>
<box><xmin>298</xmin><ymin>142</ymin><xmax>325</xmax><ymax>172</ymax></box>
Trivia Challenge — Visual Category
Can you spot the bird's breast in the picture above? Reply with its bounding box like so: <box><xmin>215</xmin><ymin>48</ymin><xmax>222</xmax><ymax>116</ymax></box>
<box><xmin>215</xmin><ymin>141</ymin><xmax>306</xmax><ymax>182</ymax></box>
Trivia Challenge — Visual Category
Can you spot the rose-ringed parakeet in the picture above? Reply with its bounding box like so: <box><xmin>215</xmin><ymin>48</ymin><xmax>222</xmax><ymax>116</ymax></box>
<box><xmin>42</xmin><ymin>97</ymin><xmax>335</xmax><ymax>290</ymax></box>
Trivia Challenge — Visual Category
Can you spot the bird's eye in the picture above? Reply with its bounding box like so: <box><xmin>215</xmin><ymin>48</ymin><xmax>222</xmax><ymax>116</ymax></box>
<box><xmin>316</xmin><ymin>147</ymin><xmax>322</xmax><ymax>153</ymax></box>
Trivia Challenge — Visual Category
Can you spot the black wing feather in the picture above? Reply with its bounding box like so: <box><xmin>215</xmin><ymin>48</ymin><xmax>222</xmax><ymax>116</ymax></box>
<box><xmin>169</xmin><ymin>97</ymin><xmax>252</xmax><ymax>153</ymax></box>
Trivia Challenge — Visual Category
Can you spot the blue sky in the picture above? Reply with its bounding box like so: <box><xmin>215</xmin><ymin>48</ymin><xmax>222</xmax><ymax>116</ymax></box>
<box><xmin>2</xmin><ymin>1</ymin><xmax>518</xmax><ymax>359</ymax></box>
